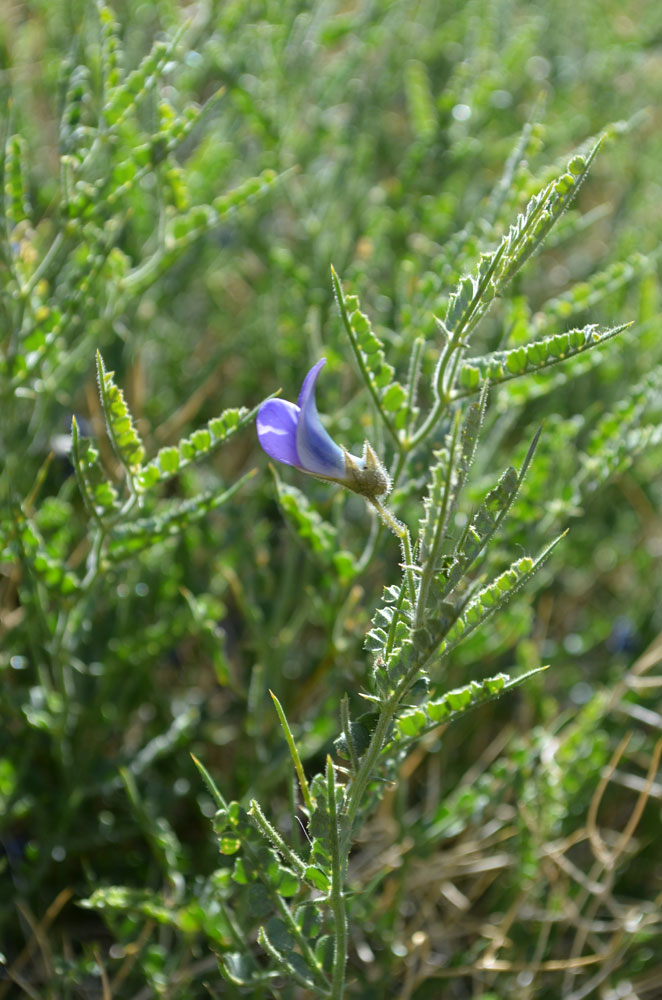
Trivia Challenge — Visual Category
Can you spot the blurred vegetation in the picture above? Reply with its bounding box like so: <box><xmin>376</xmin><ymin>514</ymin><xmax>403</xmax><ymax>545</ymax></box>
<box><xmin>1</xmin><ymin>0</ymin><xmax>661</xmax><ymax>997</ymax></box>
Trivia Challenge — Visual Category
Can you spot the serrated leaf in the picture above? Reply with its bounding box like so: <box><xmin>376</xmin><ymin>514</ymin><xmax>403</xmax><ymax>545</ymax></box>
<box><xmin>96</xmin><ymin>352</ymin><xmax>144</xmax><ymax>482</ymax></box>
<box><xmin>498</xmin><ymin>141</ymin><xmax>602</xmax><ymax>286</ymax></box>
<box><xmin>437</xmin><ymin>430</ymin><xmax>540</xmax><ymax>603</ymax></box>
<box><xmin>442</xmin><ymin>536</ymin><xmax>564</xmax><ymax>655</ymax></box>
<box><xmin>398</xmin><ymin>667</ymin><xmax>547</xmax><ymax>744</ymax></box>
<box><xmin>454</xmin><ymin>323</ymin><xmax>632</xmax><ymax>398</ymax></box>
<box><xmin>446</xmin><ymin>274</ymin><xmax>477</xmax><ymax>332</ymax></box>
<box><xmin>439</xmin><ymin>140</ymin><xmax>604</xmax><ymax>367</ymax></box>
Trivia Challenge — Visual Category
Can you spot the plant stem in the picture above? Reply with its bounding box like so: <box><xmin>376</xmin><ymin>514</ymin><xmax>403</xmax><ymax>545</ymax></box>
<box><xmin>369</xmin><ymin>498</ymin><xmax>416</xmax><ymax>607</ymax></box>
<box><xmin>327</xmin><ymin>758</ymin><xmax>347</xmax><ymax>1000</ymax></box>
<box><xmin>342</xmin><ymin>701</ymin><xmax>395</xmax><ymax>849</ymax></box>
<box><xmin>248</xmin><ymin>799</ymin><xmax>308</xmax><ymax>877</ymax></box>
<box><xmin>330</xmin><ymin>264</ymin><xmax>402</xmax><ymax>449</ymax></box>
<box><xmin>340</xmin><ymin>694</ymin><xmax>359</xmax><ymax>775</ymax></box>
<box><xmin>355</xmin><ymin>449</ymin><xmax>408</xmax><ymax>576</ymax></box>
<box><xmin>414</xmin><ymin>411</ymin><xmax>461</xmax><ymax>627</ymax></box>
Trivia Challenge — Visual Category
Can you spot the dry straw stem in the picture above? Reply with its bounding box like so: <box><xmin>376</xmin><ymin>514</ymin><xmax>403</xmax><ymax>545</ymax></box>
<box><xmin>0</xmin><ymin>888</ymin><xmax>73</xmax><ymax>1000</ymax></box>
<box><xmin>587</xmin><ymin>732</ymin><xmax>662</xmax><ymax>873</ymax></box>
<box><xmin>110</xmin><ymin>920</ymin><xmax>157</xmax><ymax>996</ymax></box>
<box><xmin>92</xmin><ymin>948</ymin><xmax>112</xmax><ymax>1000</ymax></box>
<box><xmin>586</xmin><ymin>731</ymin><xmax>633</xmax><ymax>867</ymax></box>
<box><xmin>563</xmin><ymin>731</ymin><xmax>662</xmax><ymax>995</ymax></box>
<box><xmin>347</xmin><ymin>631</ymin><xmax>662</xmax><ymax>998</ymax></box>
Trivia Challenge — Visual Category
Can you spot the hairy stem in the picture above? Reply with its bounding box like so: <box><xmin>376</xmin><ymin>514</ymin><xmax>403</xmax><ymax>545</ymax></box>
<box><xmin>327</xmin><ymin>758</ymin><xmax>347</xmax><ymax>1000</ymax></box>
<box><xmin>369</xmin><ymin>498</ymin><xmax>416</xmax><ymax>607</ymax></box>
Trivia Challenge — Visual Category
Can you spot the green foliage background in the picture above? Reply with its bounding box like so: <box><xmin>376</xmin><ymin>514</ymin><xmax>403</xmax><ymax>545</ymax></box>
<box><xmin>1</xmin><ymin>0</ymin><xmax>661</xmax><ymax>997</ymax></box>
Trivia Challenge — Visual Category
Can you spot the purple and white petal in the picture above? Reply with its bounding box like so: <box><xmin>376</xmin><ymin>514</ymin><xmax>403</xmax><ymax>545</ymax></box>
<box><xmin>296</xmin><ymin>359</ymin><xmax>346</xmax><ymax>478</ymax></box>
<box><xmin>256</xmin><ymin>398</ymin><xmax>301</xmax><ymax>467</ymax></box>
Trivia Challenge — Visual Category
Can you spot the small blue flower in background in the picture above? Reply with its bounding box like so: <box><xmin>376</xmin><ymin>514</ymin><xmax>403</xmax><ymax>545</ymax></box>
<box><xmin>257</xmin><ymin>358</ymin><xmax>390</xmax><ymax>498</ymax></box>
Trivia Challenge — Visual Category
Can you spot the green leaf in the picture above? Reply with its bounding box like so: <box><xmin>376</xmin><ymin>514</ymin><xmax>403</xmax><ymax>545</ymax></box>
<box><xmin>257</xmin><ymin>927</ymin><xmax>318</xmax><ymax>991</ymax></box>
<box><xmin>295</xmin><ymin>902</ymin><xmax>323</xmax><ymax>939</ymax></box>
<box><xmin>219</xmin><ymin>952</ymin><xmax>265</xmax><ymax>987</ymax></box>
<box><xmin>396</xmin><ymin>708</ymin><xmax>427</xmax><ymax>738</ymax></box>
<box><xmin>137</xmin><ymin>405</ymin><xmax>253</xmax><ymax>491</ymax></box>
<box><xmin>397</xmin><ymin>667</ymin><xmax>548</xmax><ymax>744</ymax></box>
<box><xmin>96</xmin><ymin>351</ymin><xmax>145</xmax><ymax>482</ymax></box>
<box><xmin>454</xmin><ymin>323</ymin><xmax>632</xmax><ymax>398</ymax></box>
<box><xmin>98</xmin><ymin>1</ymin><xmax>123</xmax><ymax>90</ymax></box>
<box><xmin>3</xmin><ymin>134</ymin><xmax>31</xmax><ymax>232</ymax></box>
<box><xmin>270</xmin><ymin>690</ymin><xmax>313</xmax><ymax>816</ymax></box>
<box><xmin>60</xmin><ymin>64</ymin><xmax>93</xmax><ymax>150</ymax></box>
<box><xmin>439</xmin><ymin>139</ymin><xmax>604</xmax><ymax>367</ymax></box>
<box><xmin>441</xmin><ymin>534</ymin><xmax>566</xmax><ymax>655</ymax></box>
<box><xmin>381</xmin><ymin>381</ymin><xmax>407</xmax><ymax>413</ymax></box>
<box><xmin>497</xmin><ymin>139</ymin><xmax>604</xmax><ymax>287</ymax></box>
<box><xmin>219</xmin><ymin>835</ymin><xmax>242</xmax><ymax>855</ymax></box>
<box><xmin>190</xmin><ymin>754</ymin><xmax>228</xmax><ymax>811</ymax></box>
<box><xmin>248</xmin><ymin>884</ymin><xmax>272</xmax><ymax>918</ymax></box>
<box><xmin>274</xmin><ymin>868</ymin><xmax>299</xmax><ymax>897</ymax></box>
<box><xmin>104</xmin><ymin>33</ymin><xmax>180</xmax><ymax>128</ymax></box>
<box><xmin>265</xmin><ymin>917</ymin><xmax>295</xmax><ymax>953</ymax></box>
<box><xmin>577</xmin><ymin>366</ymin><xmax>662</xmax><ymax>496</ymax></box>
<box><xmin>315</xmin><ymin>934</ymin><xmax>335</xmax><ymax>974</ymax></box>
<box><xmin>304</xmin><ymin>866</ymin><xmax>330</xmax><ymax>892</ymax></box>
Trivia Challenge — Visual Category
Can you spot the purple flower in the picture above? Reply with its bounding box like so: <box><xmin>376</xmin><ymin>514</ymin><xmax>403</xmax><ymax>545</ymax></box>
<box><xmin>257</xmin><ymin>359</ymin><xmax>390</xmax><ymax>498</ymax></box>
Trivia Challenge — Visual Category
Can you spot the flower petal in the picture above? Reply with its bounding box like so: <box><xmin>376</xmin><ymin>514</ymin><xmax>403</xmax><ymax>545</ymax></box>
<box><xmin>256</xmin><ymin>398</ymin><xmax>301</xmax><ymax>467</ymax></box>
<box><xmin>296</xmin><ymin>359</ymin><xmax>346</xmax><ymax>478</ymax></box>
